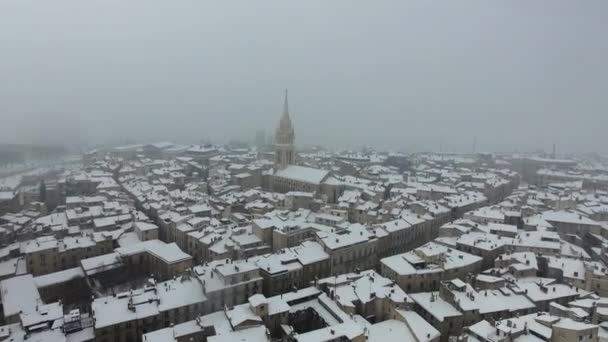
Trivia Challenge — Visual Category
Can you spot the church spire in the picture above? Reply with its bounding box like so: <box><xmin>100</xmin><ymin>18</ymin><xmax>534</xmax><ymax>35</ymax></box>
<box><xmin>274</xmin><ymin>90</ymin><xmax>295</xmax><ymax>170</ymax></box>
<box><xmin>283</xmin><ymin>89</ymin><xmax>289</xmax><ymax>118</ymax></box>
<box><xmin>278</xmin><ymin>89</ymin><xmax>293</xmax><ymax>132</ymax></box>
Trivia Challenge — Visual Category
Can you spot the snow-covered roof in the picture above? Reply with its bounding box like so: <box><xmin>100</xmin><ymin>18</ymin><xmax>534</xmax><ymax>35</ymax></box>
<box><xmin>0</xmin><ymin>275</ymin><xmax>41</xmax><ymax>318</ymax></box>
<box><xmin>274</xmin><ymin>165</ymin><xmax>329</xmax><ymax>184</ymax></box>
<box><xmin>115</xmin><ymin>240</ymin><xmax>191</xmax><ymax>264</ymax></box>
<box><xmin>33</xmin><ymin>267</ymin><xmax>84</xmax><ymax>288</ymax></box>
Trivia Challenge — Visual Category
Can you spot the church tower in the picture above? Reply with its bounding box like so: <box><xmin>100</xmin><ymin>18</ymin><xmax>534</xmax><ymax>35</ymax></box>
<box><xmin>274</xmin><ymin>90</ymin><xmax>295</xmax><ymax>170</ymax></box>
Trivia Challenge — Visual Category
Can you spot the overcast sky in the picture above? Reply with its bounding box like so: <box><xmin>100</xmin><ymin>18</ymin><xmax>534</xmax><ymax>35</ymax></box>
<box><xmin>1</xmin><ymin>0</ymin><xmax>607</xmax><ymax>153</ymax></box>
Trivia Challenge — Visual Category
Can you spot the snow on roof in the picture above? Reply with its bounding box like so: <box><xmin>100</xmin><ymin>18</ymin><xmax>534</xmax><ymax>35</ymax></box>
<box><xmin>92</xmin><ymin>275</ymin><xmax>207</xmax><ymax>329</ymax></box>
<box><xmin>19</xmin><ymin>301</ymin><xmax>63</xmax><ymax>328</ymax></box>
<box><xmin>142</xmin><ymin>287</ymin><xmax>317</xmax><ymax>341</ymax></box>
<box><xmin>318</xmin><ymin>270</ymin><xmax>411</xmax><ymax>308</ymax></box>
<box><xmin>550</xmin><ymin>302</ymin><xmax>589</xmax><ymax>320</ymax></box>
<box><xmin>0</xmin><ymin>258</ymin><xmax>20</xmax><ymax>279</ymax></box>
<box><xmin>468</xmin><ymin>318</ymin><xmax>534</xmax><ymax>341</ymax></box>
<box><xmin>208</xmin><ymin>325</ymin><xmax>268</xmax><ymax>342</ymax></box>
<box><xmin>394</xmin><ymin>309</ymin><xmax>440</xmax><ymax>341</ymax></box>
<box><xmin>367</xmin><ymin>319</ymin><xmax>420</xmax><ymax>342</ymax></box>
<box><xmin>486</xmin><ymin>222</ymin><xmax>518</xmax><ymax>234</ymax></box>
<box><xmin>316</xmin><ymin>224</ymin><xmax>374</xmax><ymax>250</ymax></box>
<box><xmin>442</xmin><ymin>191</ymin><xmax>487</xmax><ymax>209</ymax></box>
<box><xmin>92</xmin><ymin>216</ymin><xmax>118</xmax><ymax>228</ymax></box>
<box><xmin>293</xmin><ymin>321</ymin><xmax>363</xmax><ymax>342</ymax></box>
<box><xmin>226</xmin><ymin>303</ymin><xmax>263</xmax><ymax>328</ymax></box>
<box><xmin>290</xmin><ymin>241</ymin><xmax>330</xmax><ymax>265</ymax></box>
<box><xmin>65</xmin><ymin>195</ymin><xmax>106</xmax><ymax>205</ymax></box>
<box><xmin>442</xmin><ymin>282</ymin><xmax>536</xmax><ymax>315</ymax></box>
<box><xmin>22</xmin><ymin>236</ymin><xmax>59</xmax><ymax>254</ymax></box>
<box><xmin>214</xmin><ymin>260</ymin><xmax>259</xmax><ymax>278</ymax></box>
<box><xmin>456</xmin><ymin>232</ymin><xmax>510</xmax><ymax>252</ymax></box>
<box><xmin>80</xmin><ymin>252</ymin><xmax>124</xmax><ymax>275</ymax></box>
<box><xmin>0</xmin><ymin>322</ymin><xmax>67</xmax><ymax>342</ymax></box>
<box><xmin>134</xmin><ymin>221</ymin><xmax>159</xmax><ymax>232</ymax></box>
<box><xmin>381</xmin><ymin>241</ymin><xmax>482</xmax><ymax>276</ymax></box>
<box><xmin>475</xmin><ymin>274</ymin><xmax>505</xmax><ymax>284</ymax></box>
<box><xmin>115</xmin><ymin>240</ymin><xmax>191</xmax><ymax>264</ymax></box>
<box><xmin>254</xmin><ymin>253</ymin><xmax>303</xmax><ymax>275</ymax></box>
<box><xmin>518</xmin><ymin>282</ymin><xmax>579</xmax><ymax>302</ymax></box>
<box><xmin>189</xmin><ymin>203</ymin><xmax>212</xmax><ymax>213</ymax></box>
<box><xmin>60</xmin><ymin>235</ymin><xmax>96</xmax><ymax>252</ymax></box>
<box><xmin>274</xmin><ymin>165</ymin><xmax>329</xmax><ymax>185</ymax></box>
<box><xmin>377</xmin><ymin>219</ymin><xmax>411</xmax><ymax>233</ymax></box>
<box><xmin>409</xmin><ymin>292</ymin><xmax>462</xmax><ymax>322</ymax></box>
<box><xmin>542</xmin><ymin>210</ymin><xmax>599</xmax><ymax>226</ymax></box>
<box><xmin>0</xmin><ymin>274</ymin><xmax>41</xmax><ymax>318</ymax></box>
<box><xmin>286</xmin><ymin>191</ymin><xmax>314</xmax><ymax>198</ymax></box>
<box><xmin>510</xmin><ymin>231</ymin><xmax>561</xmax><ymax>252</ymax></box>
<box><xmin>34</xmin><ymin>267</ymin><xmax>85</xmax><ymax>288</ymax></box>
<box><xmin>553</xmin><ymin>318</ymin><xmax>597</xmax><ymax>331</ymax></box>
<box><xmin>142</xmin><ymin>319</ymin><xmax>206</xmax><ymax>342</ymax></box>
<box><xmin>248</xmin><ymin>294</ymin><xmax>267</xmax><ymax>307</ymax></box>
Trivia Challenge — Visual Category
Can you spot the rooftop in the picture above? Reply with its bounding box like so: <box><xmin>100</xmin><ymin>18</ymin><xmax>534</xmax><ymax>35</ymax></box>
<box><xmin>275</xmin><ymin>165</ymin><xmax>330</xmax><ymax>185</ymax></box>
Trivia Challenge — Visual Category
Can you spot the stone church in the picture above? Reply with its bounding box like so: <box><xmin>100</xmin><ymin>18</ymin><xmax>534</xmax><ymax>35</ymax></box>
<box><xmin>264</xmin><ymin>91</ymin><xmax>341</xmax><ymax>202</ymax></box>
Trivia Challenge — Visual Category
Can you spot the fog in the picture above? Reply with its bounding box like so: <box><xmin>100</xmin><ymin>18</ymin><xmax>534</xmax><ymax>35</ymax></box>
<box><xmin>1</xmin><ymin>0</ymin><xmax>607</xmax><ymax>153</ymax></box>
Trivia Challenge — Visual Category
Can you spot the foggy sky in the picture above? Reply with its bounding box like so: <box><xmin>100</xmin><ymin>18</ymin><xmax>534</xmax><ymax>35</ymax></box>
<box><xmin>1</xmin><ymin>0</ymin><xmax>607</xmax><ymax>153</ymax></box>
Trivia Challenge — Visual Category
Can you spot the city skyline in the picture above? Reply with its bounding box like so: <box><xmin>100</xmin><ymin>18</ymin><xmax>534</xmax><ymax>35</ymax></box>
<box><xmin>2</xmin><ymin>2</ymin><xmax>608</xmax><ymax>341</ymax></box>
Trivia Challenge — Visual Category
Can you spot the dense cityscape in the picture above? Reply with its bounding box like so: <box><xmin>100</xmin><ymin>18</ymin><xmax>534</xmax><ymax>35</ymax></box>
<box><xmin>0</xmin><ymin>94</ymin><xmax>606</xmax><ymax>342</ymax></box>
